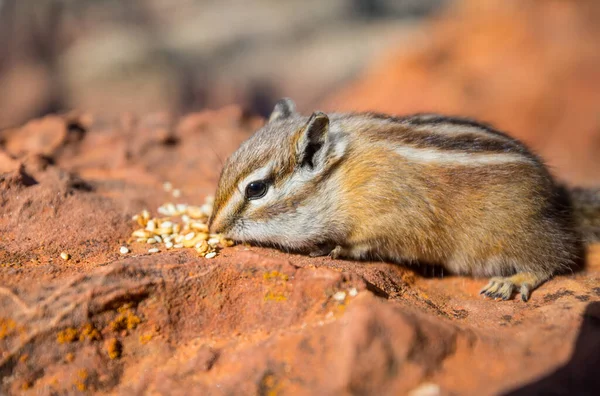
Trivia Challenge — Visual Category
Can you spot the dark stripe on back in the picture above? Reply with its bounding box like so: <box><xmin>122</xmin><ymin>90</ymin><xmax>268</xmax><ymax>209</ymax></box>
<box><xmin>351</xmin><ymin>112</ymin><xmax>539</xmax><ymax>159</ymax></box>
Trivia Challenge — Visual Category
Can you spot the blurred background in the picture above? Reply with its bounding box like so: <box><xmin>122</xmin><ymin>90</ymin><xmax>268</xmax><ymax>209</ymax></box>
<box><xmin>1</xmin><ymin>0</ymin><xmax>599</xmax><ymax>185</ymax></box>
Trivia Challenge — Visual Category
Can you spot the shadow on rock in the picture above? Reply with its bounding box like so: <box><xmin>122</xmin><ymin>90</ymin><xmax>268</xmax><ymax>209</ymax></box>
<box><xmin>506</xmin><ymin>301</ymin><xmax>600</xmax><ymax>396</ymax></box>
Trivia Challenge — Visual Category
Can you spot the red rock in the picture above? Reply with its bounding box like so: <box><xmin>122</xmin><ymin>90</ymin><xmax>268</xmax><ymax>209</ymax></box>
<box><xmin>0</xmin><ymin>106</ymin><xmax>599</xmax><ymax>394</ymax></box>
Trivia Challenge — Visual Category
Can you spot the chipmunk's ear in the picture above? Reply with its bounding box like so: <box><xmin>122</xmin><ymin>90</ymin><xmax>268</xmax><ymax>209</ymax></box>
<box><xmin>296</xmin><ymin>111</ymin><xmax>332</xmax><ymax>170</ymax></box>
<box><xmin>268</xmin><ymin>98</ymin><xmax>297</xmax><ymax>122</ymax></box>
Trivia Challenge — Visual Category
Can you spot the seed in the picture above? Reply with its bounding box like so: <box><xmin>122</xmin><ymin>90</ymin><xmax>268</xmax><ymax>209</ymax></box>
<box><xmin>348</xmin><ymin>288</ymin><xmax>358</xmax><ymax>297</ymax></box>
<box><xmin>332</xmin><ymin>291</ymin><xmax>346</xmax><ymax>302</ymax></box>
<box><xmin>205</xmin><ymin>252</ymin><xmax>217</xmax><ymax>259</ymax></box>
<box><xmin>119</xmin><ymin>246</ymin><xmax>130</xmax><ymax>255</ymax></box>
<box><xmin>174</xmin><ymin>235</ymin><xmax>184</xmax><ymax>243</ymax></box>
<box><xmin>60</xmin><ymin>252</ymin><xmax>71</xmax><ymax>261</ymax></box>
<box><xmin>176</xmin><ymin>204</ymin><xmax>187</xmax><ymax>213</ymax></box>
<box><xmin>165</xmin><ymin>241</ymin><xmax>174</xmax><ymax>249</ymax></box>
<box><xmin>157</xmin><ymin>206</ymin><xmax>169</xmax><ymax>216</ymax></box>
<box><xmin>186</xmin><ymin>206</ymin><xmax>204</xmax><ymax>219</ymax></box>
<box><xmin>172</xmin><ymin>189</ymin><xmax>181</xmax><ymax>198</ymax></box>
<box><xmin>132</xmin><ymin>229</ymin><xmax>150</xmax><ymax>238</ymax></box>
<box><xmin>205</xmin><ymin>195</ymin><xmax>214</xmax><ymax>204</ymax></box>
<box><xmin>208</xmin><ymin>237</ymin><xmax>220</xmax><ymax>246</ymax></box>
<box><xmin>146</xmin><ymin>238</ymin><xmax>157</xmax><ymax>244</ymax></box>
<box><xmin>190</xmin><ymin>222</ymin><xmax>209</xmax><ymax>232</ymax></box>
<box><xmin>181</xmin><ymin>214</ymin><xmax>191</xmax><ymax>223</ymax></box>
<box><xmin>141</xmin><ymin>210</ymin><xmax>150</xmax><ymax>220</ymax></box>
<box><xmin>154</xmin><ymin>235</ymin><xmax>162</xmax><ymax>243</ymax></box>
<box><xmin>201</xmin><ymin>204</ymin><xmax>212</xmax><ymax>216</ymax></box>
<box><xmin>136</xmin><ymin>238</ymin><xmax>147</xmax><ymax>243</ymax></box>
<box><xmin>220</xmin><ymin>238</ymin><xmax>234</xmax><ymax>247</ymax></box>
<box><xmin>154</xmin><ymin>227</ymin><xmax>169</xmax><ymax>236</ymax></box>
<box><xmin>163</xmin><ymin>182</ymin><xmax>173</xmax><ymax>192</ymax></box>
<box><xmin>146</xmin><ymin>220</ymin><xmax>156</xmax><ymax>232</ymax></box>
<box><xmin>166</xmin><ymin>203</ymin><xmax>177</xmax><ymax>215</ymax></box>
<box><xmin>148</xmin><ymin>248</ymin><xmax>160</xmax><ymax>253</ymax></box>
<box><xmin>173</xmin><ymin>243</ymin><xmax>183</xmax><ymax>249</ymax></box>
<box><xmin>195</xmin><ymin>240</ymin><xmax>209</xmax><ymax>253</ymax></box>
<box><xmin>173</xmin><ymin>224</ymin><xmax>181</xmax><ymax>233</ymax></box>
<box><xmin>183</xmin><ymin>238</ymin><xmax>199</xmax><ymax>248</ymax></box>
<box><xmin>161</xmin><ymin>221</ymin><xmax>173</xmax><ymax>228</ymax></box>
<box><xmin>184</xmin><ymin>232</ymin><xmax>195</xmax><ymax>241</ymax></box>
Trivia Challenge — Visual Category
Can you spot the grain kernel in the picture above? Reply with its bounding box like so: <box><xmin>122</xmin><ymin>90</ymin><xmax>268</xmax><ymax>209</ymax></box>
<box><xmin>186</xmin><ymin>206</ymin><xmax>204</xmax><ymax>219</ymax></box>
<box><xmin>190</xmin><ymin>222</ymin><xmax>209</xmax><ymax>232</ymax></box>
<box><xmin>205</xmin><ymin>252</ymin><xmax>217</xmax><ymax>259</ymax></box>
<box><xmin>145</xmin><ymin>220</ymin><xmax>156</xmax><ymax>232</ymax></box>
<box><xmin>119</xmin><ymin>246</ymin><xmax>129</xmax><ymax>255</ymax></box>
<box><xmin>333</xmin><ymin>291</ymin><xmax>346</xmax><ymax>302</ymax></box>
<box><xmin>60</xmin><ymin>252</ymin><xmax>71</xmax><ymax>261</ymax></box>
<box><xmin>184</xmin><ymin>232</ymin><xmax>195</xmax><ymax>241</ymax></box>
<box><xmin>148</xmin><ymin>248</ymin><xmax>160</xmax><ymax>253</ymax></box>
<box><xmin>132</xmin><ymin>229</ymin><xmax>150</xmax><ymax>238</ymax></box>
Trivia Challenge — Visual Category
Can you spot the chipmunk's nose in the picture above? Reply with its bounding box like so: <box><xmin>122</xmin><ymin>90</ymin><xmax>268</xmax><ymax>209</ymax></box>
<box><xmin>208</xmin><ymin>214</ymin><xmax>224</xmax><ymax>234</ymax></box>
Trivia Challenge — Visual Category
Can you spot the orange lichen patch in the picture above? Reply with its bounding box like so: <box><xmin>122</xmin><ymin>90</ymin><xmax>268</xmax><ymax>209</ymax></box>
<box><xmin>74</xmin><ymin>368</ymin><xmax>88</xmax><ymax>392</ymax></box>
<box><xmin>18</xmin><ymin>353</ymin><xmax>29</xmax><ymax>363</ymax></box>
<box><xmin>0</xmin><ymin>318</ymin><xmax>18</xmax><ymax>339</ymax></box>
<box><xmin>0</xmin><ymin>319</ymin><xmax>15</xmax><ymax>339</ymax></box>
<box><xmin>57</xmin><ymin>327</ymin><xmax>79</xmax><ymax>344</ymax></box>
<box><xmin>264</xmin><ymin>291</ymin><xmax>287</xmax><ymax>302</ymax></box>
<box><xmin>139</xmin><ymin>332</ymin><xmax>153</xmax><ymax>345</ymax></box>
<box><xmin>260</xmin><ymin>373</ymin><xmax>284</xmax><ymax>396</ymax></box>
<box><xmin>106</xmin><ymin>338</ymin><xmax>122</xmax><ymax>360</ymax></box>
<box><xmin>21</xmin><ymin>381</ymin><xmax>33</xmax><ymax>391</ymax></box>
<box><xmin>79</xmin><ymin>323</ymin><xmax>101</xmax><ymax>341</ymax></box>
<box><xmin>263</xmin><ymin>271</ymin><xmax>289</xmax><ymax>282</ymax></box>
<box><xmin>110</xmin><ymin>305</ymin><xmax>142</xmax><ymax>332</ymax></box>
<box><xmin>65</xmin><ymin>353</ymin><xmax>75</xmax><ymax>363</ymax></box>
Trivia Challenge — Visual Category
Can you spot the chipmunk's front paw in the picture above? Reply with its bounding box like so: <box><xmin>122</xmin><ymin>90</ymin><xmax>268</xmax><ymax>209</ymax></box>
<box><xmin>480</xmin><ymin>277</ymin><xmax>516</xmax><ymax>301</ymax></box>
<box><xmin>480</xmin><ymin>272</ymin><xmax>541</xmax><ymax>302</ymax></box>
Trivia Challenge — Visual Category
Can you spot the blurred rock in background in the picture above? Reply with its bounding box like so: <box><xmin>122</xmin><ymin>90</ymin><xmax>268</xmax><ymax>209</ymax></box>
<box><xmin>324</xmin><ymin>0</ymin><xmax>600</xmax><ymax>186</ymax></box>
<box><xmin>0</xmin><ymin>0</ymin><xmax>445</xmax><ymax>129</ymax></box>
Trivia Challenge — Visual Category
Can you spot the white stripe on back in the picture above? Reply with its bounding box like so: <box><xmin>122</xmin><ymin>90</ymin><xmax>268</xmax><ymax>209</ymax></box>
<box><xmin>389</xmin><ymin>145</ymin><xmax>532</xmax><ymax>166</ymax></box>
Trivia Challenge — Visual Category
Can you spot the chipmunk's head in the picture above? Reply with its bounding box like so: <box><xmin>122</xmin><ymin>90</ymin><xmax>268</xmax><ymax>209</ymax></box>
<box><xmin>209</xmin><ymin>98</ymin><xmax>347</xmax><ymax>249</ymax></box>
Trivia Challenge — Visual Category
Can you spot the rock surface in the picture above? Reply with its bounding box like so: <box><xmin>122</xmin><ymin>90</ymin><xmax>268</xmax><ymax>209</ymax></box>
<box><xmin>1</xmin><ymin>109</ymin><xmax>599</xmax><ymax>395</ymax></box>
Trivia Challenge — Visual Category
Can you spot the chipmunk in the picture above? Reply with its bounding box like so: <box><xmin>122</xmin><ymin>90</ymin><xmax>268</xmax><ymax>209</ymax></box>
<box><xmin>209</xmin><ymin>98</ymin><xmax>600</xmax><ymax>302</ymax></box>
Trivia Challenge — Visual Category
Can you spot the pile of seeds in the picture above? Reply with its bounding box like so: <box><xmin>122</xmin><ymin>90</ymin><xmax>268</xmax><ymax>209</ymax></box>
<box><xmin>125</xmin><ymin>195</ymin><xmax>233</xmax><ymax>258</ymax></box>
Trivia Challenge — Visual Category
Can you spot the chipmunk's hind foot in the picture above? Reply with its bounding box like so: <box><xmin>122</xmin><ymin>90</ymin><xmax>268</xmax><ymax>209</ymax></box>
<box><xmin>480</xmin><ymin>272</ymin><xmax>547</xmax><ymax>302</ymax></box>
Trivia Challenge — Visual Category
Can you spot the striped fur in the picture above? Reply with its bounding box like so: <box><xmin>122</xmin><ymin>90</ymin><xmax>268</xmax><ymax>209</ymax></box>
<box><xmin>209</xmin><ymin>100</ymin><xmax>581</xmax><ymax>301</ymax></box>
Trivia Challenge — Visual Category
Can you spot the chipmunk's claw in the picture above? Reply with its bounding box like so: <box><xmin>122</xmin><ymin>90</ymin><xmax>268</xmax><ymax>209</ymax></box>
<box><xmin>480</xmin><ymin>277</ymin><xmax>515</xmax><ymax>301</ymax></box>
<box><xmin>480</xmin><ymin>275</ymin><xmax>537</xmax><ymax>302</ymax></box>
<box><xmin>309</xmin><ymin>244</ymin><xmax>335</xmax><ymax>257</ymax></box>
<box><xmin>329</xmin><ymin>246</ymin><xmax>344</xmax><ymax>259</ymax></box>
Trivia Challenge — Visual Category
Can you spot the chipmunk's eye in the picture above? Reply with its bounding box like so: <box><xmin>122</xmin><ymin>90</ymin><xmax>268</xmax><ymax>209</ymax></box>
<box><xmin>245</xmin><ymin>180</ymin><xmax>268</xmax><ymax>200</ymax></box>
